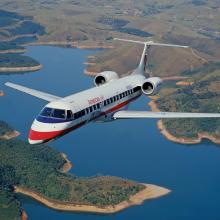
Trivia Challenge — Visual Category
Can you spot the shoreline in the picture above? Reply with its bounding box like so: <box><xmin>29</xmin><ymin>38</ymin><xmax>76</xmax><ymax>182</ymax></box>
<box><xmin>14</xmin><ymin>152</ymin><xmax>170</xmax><ymax>214</ymax></box>
<box><xmin>60</xmin><ymin>153</ymin><xmax>73</xmax><ymax>173</ymax></box>
<box><xmin>0</xmin><ymin>130</ymin><xmax>20</xmax><ymax>140</ymax></box>
<box><xmin>0</xmin><ymin>64</ymin><xmax>42</xmax><ymax>73</ymax></box>
<box><xmin>148</xmin><ymin>99</ymin><xmax>220</xmax><ymax>145</ymax></box>
<box><xmin>27</xmin><ymin>41</ymin><xmax>113</xmax><ymax>49</ymax></box>
<box><xmin>0</xmin><ymin>90</ymin><xmax>4</xmax><ymax>96</ymax></box>
<box><xmin>21</xmin><ymin>209</ymin><xmax>28</xmax><ymax>220</ymax></box>
<box><xmin>15</xmin><ymin>184</ymin><xmax>170</xmax><ymax>214</ymax></box>
<box><xmin>84</xmin><ymin>69</ymin><xmax>98</xmax><ymax>76</ymax></box>
<box><xmin>0</xmin><ymin>49</ymin><xmax>26</xmax><ymax>54</ymax></box>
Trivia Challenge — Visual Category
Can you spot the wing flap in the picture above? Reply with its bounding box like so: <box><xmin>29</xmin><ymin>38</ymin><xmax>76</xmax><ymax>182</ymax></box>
<box><xmin>114</xmin><ymin>111</ymin><xmax>220</xmax><ymax>119</ymax></box>
<box><xmin>5</xmin><ymin>82</ymin><xmax>61</xmax><ymax>102</ymax></box>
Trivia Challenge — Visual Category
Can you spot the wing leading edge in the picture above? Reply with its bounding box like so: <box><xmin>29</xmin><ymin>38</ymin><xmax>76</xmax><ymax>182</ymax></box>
<box><xmin>5</xmin><ymin>82</ymin><xmax>61</xmax><ymax>102</ymax></box>
<box><xmin>114</xmin><ymin>111</ymin><xmax>220</xmax><ymax>119</ymax></box>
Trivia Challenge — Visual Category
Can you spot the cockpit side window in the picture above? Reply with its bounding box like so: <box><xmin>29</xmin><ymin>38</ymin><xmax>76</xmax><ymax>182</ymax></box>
<box><xmin>52</xmin><ymin>109</ymin><xmax>66</xmax><ymax>119</ymax></box>
<box><xmin>67</xmin><ymin>110</ymin><xmax>73</xmax><ymax>119</ymax></box>
<box><xmin>40</xmin><ymin>107</ymin><xmax>53</xmax><ymax>117</ymax></box>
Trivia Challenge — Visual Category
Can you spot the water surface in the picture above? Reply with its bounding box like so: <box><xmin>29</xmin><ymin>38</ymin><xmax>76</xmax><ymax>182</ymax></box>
<box><xmin>1</xmin><ymin>46</ymin><xmax>220</xmax><ymax>220</ymax></box>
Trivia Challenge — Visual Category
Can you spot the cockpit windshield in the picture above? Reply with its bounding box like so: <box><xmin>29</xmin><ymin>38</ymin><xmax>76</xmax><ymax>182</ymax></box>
<box><xmin>40</xmin><ymin>107</ymin><xmax>73</xmax><ymax>119</ymax></box>
<box><xmin>40</xmin><ymin>107</ymin><xmax>53</xmax><ymax>117</ymax></box>
<box><xmin>52</xmin><ymin>109</ymin><xmax>66</xmax><ymax>119</ymax></box>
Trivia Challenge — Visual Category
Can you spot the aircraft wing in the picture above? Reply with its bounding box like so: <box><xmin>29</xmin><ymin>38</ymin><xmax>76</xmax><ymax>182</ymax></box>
<box><xmin>5</xmin><ymin>82</ymin><xmax>61</xmax><ymax>102</ymax></box>
<box><xmin>114</xmin><ymin>110</ymin><xmax>220</xmax><ymax>119</ymax></box>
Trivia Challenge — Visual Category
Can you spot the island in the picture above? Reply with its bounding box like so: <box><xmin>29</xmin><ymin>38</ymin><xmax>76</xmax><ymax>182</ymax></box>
<box><xmin>0</xmin><ymin>10</ymin><xmax>45</xmax><ymax>74</ymax></box>
<box><xmin>0</xmin><ymin>121</ymin><xmax>170</xmax><ymax>220</ymax></box>
<box><xmin>0</xmin><ymin>120</ymin><xmax>20</xmax><ymax>140</ymax></box>
<box><xmin>0</xmin><ymin>90</ymin><xmax>4</xmax><ymax>96</ymax></box>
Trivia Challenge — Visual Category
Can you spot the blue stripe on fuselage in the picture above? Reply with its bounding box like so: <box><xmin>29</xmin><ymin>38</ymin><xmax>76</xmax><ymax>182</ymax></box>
<box><xmin>36</xmin><ymin>115</ymin><xmax>74</xmax><ymax>123</ymax></box>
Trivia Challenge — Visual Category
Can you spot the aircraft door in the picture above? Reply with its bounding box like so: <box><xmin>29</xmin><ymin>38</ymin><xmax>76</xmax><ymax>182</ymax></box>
<box><xmin>72</xmin><ymin>102</ymin><xmax>82</xmax><ymax>124</ymax></box>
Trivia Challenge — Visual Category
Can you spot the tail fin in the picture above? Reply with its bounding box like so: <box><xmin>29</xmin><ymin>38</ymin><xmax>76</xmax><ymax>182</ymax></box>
<box><xmin>114</xmin><ymin>38</ymin><xmax>189</xmax><ymax>75</ymax></box>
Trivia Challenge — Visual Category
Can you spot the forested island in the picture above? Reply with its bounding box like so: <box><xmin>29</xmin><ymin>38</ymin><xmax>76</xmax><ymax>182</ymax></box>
<box><xmin>0</xmin><ymin>9</ymin><xmax>44</xmax><ymax>73</ymax></box>
<box><xmin>0</xmin><ymin>122</ymin><xmax>170</xmax><ymax>219</ymax></box>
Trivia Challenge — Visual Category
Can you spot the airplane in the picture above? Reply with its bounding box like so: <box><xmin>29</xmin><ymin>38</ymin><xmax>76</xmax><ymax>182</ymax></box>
<box><xmin>5</xmin><ymin>38</ymin><xmax>220</xmax><ymax>145</ymax></box>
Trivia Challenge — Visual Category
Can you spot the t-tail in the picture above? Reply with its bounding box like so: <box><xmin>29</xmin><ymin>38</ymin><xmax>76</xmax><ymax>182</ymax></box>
<box><xmin>114</xmin><ymin>38</ymin><xmax>189</xmax><ymax>75</ymax></box>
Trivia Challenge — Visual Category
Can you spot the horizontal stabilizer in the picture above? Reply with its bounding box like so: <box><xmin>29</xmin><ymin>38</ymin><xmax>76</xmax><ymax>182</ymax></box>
<box><xmin>114</xmin><ymin>111</ymin><xmax>220</xmax><ymax>119</ymax></box>
<box><xmin>5</xmin><ymin>82</ymin><xmax>61</xmax><ymax>102</ymax></box>
<box><xmin>114</xmin><ymin>38</ymin><xmax>189</xmax><ymax>48</ymax></box>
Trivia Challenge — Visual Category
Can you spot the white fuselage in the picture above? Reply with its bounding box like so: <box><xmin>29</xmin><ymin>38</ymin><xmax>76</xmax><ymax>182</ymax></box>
<box><xmin>29</xmin><ymin>74</ymin><xmax>145</xmax><ymax>144</ymax></box>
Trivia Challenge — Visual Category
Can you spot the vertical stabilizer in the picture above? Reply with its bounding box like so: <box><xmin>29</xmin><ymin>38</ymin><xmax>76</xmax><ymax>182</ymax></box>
<box><xmin>135</xmin><ymin>43</ymin><xmax>148</xmax><ymax>75</ymax></box>
<box><xmin>114</xmin><ymin>38</ymin><xmax>189</xmax><ymax>76</ymax></box>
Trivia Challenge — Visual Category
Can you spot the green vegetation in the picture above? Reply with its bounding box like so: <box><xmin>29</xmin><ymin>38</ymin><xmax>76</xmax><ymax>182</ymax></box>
<box><xmin>6</xmin><ymin>21</ymin><xmax>44</xmax><ymax>36</ymax></box>
<box><xmin>0</xmin><ymin>54</ymin><xmax>40</xmax><ymax>67</ymax></box>
<box><xmin>0</xmin><ymin>120</ymin><xmax>14</xmax><ymax>136</ymax></box>
<box><xmin>0</xmin><ymin>9</ymin><xmax>44</xmax><ymax>72</ymax></box>
<box><xmin>98</xmin><ymin>16</ymin><xmax>153</xmax><ymax>37</ymax></box>
<box><xmin>156</xmin><ymin>70</ymin><xmax>220</xmax><ymax>139</ymax></box>
<box><xmin>0</xmin><ymin>121</ymin><xmax>144</xmax><ymax>219</ymax></box>
<box><xmin>0</xmin><ymin>187</ymin><xmax>20</xmax><ymax>220</ymax></box>
<box><xmin>0</xmin><ymin>139</ymin><xmax>144</xmax><ymax>206</ymax></box>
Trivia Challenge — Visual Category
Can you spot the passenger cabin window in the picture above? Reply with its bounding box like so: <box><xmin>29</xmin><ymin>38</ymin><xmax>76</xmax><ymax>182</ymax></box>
<box><xmin>133</xmin><ymin>86</ymin><xmax>141</xmax><ymax>93</ymax></box>
<box><xmin>52</xmin><ymin>109</ymin><xmax>66</xmax><ymax>119</ymax></box>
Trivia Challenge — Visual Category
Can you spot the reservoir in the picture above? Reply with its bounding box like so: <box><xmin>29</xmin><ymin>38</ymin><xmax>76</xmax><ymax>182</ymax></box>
<box><xmin>1</xmin><ymin>46</ymin><xmax>220</xmax><ymax>220</ymax></box>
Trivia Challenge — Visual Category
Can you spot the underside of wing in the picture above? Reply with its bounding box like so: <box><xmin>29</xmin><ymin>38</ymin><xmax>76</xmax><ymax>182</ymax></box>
<box><xmin>5</xmin><ymin>82</ymin><xmax>62</xmax><ymax>102</ymax></box>
<box><xmin>114</xmin><ymin>111</ymin><xmax>220</xmax><ymax>119</ymax></box>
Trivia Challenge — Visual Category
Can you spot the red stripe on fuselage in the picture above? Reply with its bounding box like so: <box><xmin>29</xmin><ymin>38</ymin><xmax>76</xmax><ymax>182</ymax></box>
<box><xmin>29</xmin><ymin>94</ymin><xmax>141</xmax><ymax>142</ymax></box>
<box><xmin>29</xmin><ymin>121</ymin><xmax>86</xmax><ymax>141</ymax></box>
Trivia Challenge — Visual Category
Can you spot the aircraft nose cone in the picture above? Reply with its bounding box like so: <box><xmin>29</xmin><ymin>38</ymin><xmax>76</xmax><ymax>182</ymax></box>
<box><xmin>28</xmin><ymin>138</ymin><xmax>44</xmax><ymax>145</ymax></box>
<box><xmin>28</xmin><ymin>129</ymin><xmax>45</xmax><ymax>145</ymax></box>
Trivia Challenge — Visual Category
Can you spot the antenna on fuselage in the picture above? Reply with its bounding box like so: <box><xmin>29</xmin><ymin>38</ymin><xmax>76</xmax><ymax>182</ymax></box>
<box><xmin>114</xmin><ymin>38</ymin><xmax>189</xmax><ymax>75</ymax></box>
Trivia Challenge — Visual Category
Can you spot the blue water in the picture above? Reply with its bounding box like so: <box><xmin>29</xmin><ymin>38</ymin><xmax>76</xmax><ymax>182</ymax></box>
<box><xmin>1</xmin><ymin>46</ymin><xmax>220</xmax><ymax>220</ymax></box>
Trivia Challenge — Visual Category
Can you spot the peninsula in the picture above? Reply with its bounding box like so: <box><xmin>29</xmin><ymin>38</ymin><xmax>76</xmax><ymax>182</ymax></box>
<box><xmin>15</xmin><ymin>184</ymin><xmax>170</xmax><ymax>214</ymax></box>
<box><xmin>0</xmin><ymin>121</ymin><xmax>170</xmax><ymax>220</ymax></box>
<box><xmin>0</xmin><ymin>64</ymin><xmax>42</xmax><ymax>73</ymax></box>
<box><xmin>0</xmin><ymin>121</ymin><xmax>20</xmax><ymax>140</ymax></box>
<box><xmin>149</xmin><ymin>70</ymin><xmax>220</xmax><ymax>145</ymax></box>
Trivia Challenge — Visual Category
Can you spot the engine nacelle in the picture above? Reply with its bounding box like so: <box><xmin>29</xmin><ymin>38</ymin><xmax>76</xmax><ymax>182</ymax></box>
<box><xmin>94</xmin><ymin>71</ymin><xmax>119</xmax><ymax>86</ymax></box>
<box><xmin>141</xmin><ymin>77</ymin><xmax>162</xmax><ymax>95</ymax></box>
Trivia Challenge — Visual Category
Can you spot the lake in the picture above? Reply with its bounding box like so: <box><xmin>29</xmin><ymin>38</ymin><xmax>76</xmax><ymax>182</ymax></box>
<box><xmin>1</xmin><ymin>46</ymin><xmax>220</xmax><ymax>220</ymax></box>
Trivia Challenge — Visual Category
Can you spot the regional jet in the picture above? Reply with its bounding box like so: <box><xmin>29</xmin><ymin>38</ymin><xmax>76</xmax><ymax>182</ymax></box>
<box><xmin>5</xmin><ymin>38</ymin><xmax>220</xmax><ymax>144</ymax></box>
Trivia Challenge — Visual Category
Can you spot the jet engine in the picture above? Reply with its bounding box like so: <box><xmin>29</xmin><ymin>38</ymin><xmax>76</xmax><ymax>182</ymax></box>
<box><xmin>94</xmin><ymin>71</ymin><xmax>119</xmax><ymax>86</ymax></box>
<box><xmin>141</xmin><ymin>77</ymin><xmax>162</xmax><ymax>95</ymax></box>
